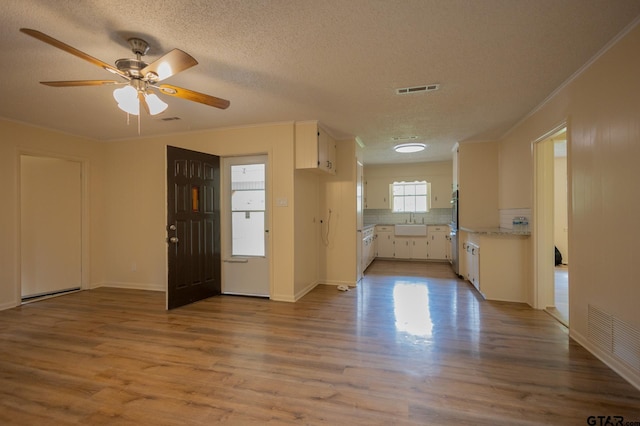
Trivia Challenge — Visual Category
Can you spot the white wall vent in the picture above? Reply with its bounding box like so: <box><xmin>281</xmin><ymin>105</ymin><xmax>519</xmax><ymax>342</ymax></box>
<box><xmin>588</xmin><ymin>304</ymin><xmax>640</xmax><ymax>372</ymax></box>
<box><xmin>588</xmin><ymin>304</ymin><xmax>613</xmax><ymax>352</ymax></box>
<box><xmin>395</xmin><ymin>84</ymin><xmax>440</xmax><ymax>95</ymax></box>
<box><xmin>613</xmin><ymin>317</ymin><xmax>640</xmax><ymax>371</ymax></box>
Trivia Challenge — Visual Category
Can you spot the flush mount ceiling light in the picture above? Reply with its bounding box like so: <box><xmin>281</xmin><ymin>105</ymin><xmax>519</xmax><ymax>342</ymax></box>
<box><xmin>394</xmin><ymin>142</ymin><xmax>426</xmax><ymax>153</ymax></box>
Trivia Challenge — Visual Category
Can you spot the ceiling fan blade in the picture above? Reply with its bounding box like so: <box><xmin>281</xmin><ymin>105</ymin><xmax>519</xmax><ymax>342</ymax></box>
<box><xmin>41</xmin><ymin>80</ymin><xmax>120</xmax><ymax>87</ymax></box>
<box><xmin>20</xmin><ymin>28</ymin><xmax>128</xmax><ymax>79</ymax></box>
<box><xmin>158</xmin><ymin>84</ymin><xmax>230</xmax><ymax>109</ymax></box>
<box><xmin>141</xmin><ymin>49</ymin><xmax>198</xmax><ymax>82</ymax></box>
<box><xmin>138</xmin><ymin>91</ymin><xmax>150</xmax><ymax>115</ymax></box>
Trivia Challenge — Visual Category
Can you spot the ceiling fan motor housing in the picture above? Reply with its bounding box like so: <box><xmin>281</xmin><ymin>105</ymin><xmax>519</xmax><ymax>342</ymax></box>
<box><xmin>127</xmin><ymin>37</ymin><xmax>150</xmax><ymax>56</ymax></box>
<box><xmin>115</xmin><ymin>58</ymin><xmax>148</xmax><ymax>78</ymax></box>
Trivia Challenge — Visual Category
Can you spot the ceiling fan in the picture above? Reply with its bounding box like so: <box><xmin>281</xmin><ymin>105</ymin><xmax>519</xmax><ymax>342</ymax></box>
<box><xmin>20</xmin><ymin>28</ymin><xmax>230</xmax><ymax>116</ymax></box>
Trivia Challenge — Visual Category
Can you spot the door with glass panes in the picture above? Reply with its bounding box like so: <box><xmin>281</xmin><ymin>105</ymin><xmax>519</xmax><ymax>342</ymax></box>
<box><xmin>222</xmin><ymin>155</ymin><xmax>269</xmax><ymax>296</ymax></box>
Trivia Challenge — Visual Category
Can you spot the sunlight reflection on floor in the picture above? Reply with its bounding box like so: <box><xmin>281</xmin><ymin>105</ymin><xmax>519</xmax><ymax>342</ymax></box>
<box><xmin>393</xmin><ymin>282</ymin><xmax>433</xmax><ymax>337</ymax></box>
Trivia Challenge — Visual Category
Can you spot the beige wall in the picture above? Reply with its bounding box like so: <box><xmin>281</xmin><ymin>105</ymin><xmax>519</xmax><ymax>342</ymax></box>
<box><xmin>0</xmin><ymin>119</ymin><xmax>106</xmax><ymax>309</ymax></box>
<box><xmin>1</xmin><ymin>118</ymin><xmax>351</xmax><ymax>307</ymax></box>
<box><xmin>498</xmin><ymin>24</ymin><xmax>640</xmax><ymax>386</ymax></box>
<box><xmin>294</xmin><ymin>170</ymin><xmax>320</xmax><ymax>296</ymax></box>
<box><xmin>363</xmin><ymin>161</ymin><xmax>453</xmax><ymax>208</ymax></box>
<box><xmin>319</xmin><ymin>139</ymin><xmax>358</xmax><ymax>286</ymax></box>
<box><xmin>101</xmin><ymin>122</ymin><xmax>297</xmax><ymax>300</ymax></box>
<box><xmin>458</xmin><ymin>142</ymin><xmax>499</xmax><ymax>228</ymax></box>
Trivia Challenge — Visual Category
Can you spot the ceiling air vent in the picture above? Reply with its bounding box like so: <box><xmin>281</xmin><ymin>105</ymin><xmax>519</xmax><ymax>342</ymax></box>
<box><xmin>159</xmin><ymin>117</ymin><xmax>181</xmax><ymax>122</ymax></box>
<box><xmin>395</xmin><ymin>84</ymin><xmax>440</xmax><ymax>95</ymax></box>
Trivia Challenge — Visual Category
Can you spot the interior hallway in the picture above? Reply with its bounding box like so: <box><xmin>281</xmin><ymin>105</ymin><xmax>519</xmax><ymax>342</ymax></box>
<box><xmin>0</xmin><ymin>260</ymin><xmax>638</xmax><ymax>424</ymax></box>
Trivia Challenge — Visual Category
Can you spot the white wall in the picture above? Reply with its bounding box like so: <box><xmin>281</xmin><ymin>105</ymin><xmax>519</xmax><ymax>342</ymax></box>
<box><xmin>498</xmin><ymin>23</ymin><xmax>640</xmax><ymax>387</ymax></box>
<box><xmin>364</xmin><ymin>161</ymin><xmax>453</xmax><ymax>209</ymax></box>
<box><xmin>0</xmin><ymin>119</ymin><xmax>106</xmax><ymax>310</ymax></box>
<box><xmin>458</xmin><ymin>142</ymin><xmax>499</xmax><ymax>229</ymax></box>
<box><xmin>319</xmin><ymin>139</ymin><xmax>358</xmax><ymax>286</ymax></box>
<box><xmin>294</xmin><ymin>169</ymin><xmax>320</xmax><ymax>297</ymax></box>
<box><xmin>100</xmin><ymin>122</ymin><xmax>297</xmax><ymax>301</ymax></box>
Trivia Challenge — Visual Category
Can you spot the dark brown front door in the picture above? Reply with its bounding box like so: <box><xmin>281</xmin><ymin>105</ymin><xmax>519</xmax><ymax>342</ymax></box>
<box><xmin>166</xmin><ymin>146</ymin><xmax>221</xmax><ymax>309</ymax></box>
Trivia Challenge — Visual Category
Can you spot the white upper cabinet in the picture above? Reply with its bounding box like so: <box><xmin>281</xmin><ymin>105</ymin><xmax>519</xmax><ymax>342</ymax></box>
<box><xmin>365</xmin><ymin>178</ymin><xmax>391</xmax><ymax>209</ymax></box>
<box><xmin>295</xmin><ymin>121</ymin><xmax>336</xmax><ymax>175</ymax></box>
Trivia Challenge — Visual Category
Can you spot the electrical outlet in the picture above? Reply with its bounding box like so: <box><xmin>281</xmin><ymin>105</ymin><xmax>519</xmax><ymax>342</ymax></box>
<box><xmin>131</xmin><ymin>262</ymin><xmax>137</xmax><ymax>272</ymax></box>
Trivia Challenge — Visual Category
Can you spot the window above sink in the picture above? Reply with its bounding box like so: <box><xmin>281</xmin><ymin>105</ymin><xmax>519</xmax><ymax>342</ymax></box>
<box><xmin>392</xmin><ymin>181</ymin><xmax>431</xmax><ymax>213</ymax></box>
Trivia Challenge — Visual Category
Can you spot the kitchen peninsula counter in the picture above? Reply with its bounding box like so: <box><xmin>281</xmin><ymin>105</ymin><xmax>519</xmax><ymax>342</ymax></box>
<box><xmin>458</xmin><ymin>227</ymin><xmax>531</xmax><ymax>304</ymax></box>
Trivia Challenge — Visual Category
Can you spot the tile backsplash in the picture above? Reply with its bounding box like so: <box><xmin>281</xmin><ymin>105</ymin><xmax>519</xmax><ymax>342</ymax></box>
<box><xmin>499</xmin><ymin>208</ymin><xmax>532</xmax><ymax>229</ymax></box>
<box><xmin>364</xmin><ymin>208</ymin><xmax>452</xmax><ymax>226</ymax></box>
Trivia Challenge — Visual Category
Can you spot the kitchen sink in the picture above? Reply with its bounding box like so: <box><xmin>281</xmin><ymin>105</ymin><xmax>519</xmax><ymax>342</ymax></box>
<box><xmin>394</xmin><ymin>224</ymin><xmax>427</xmax><ymax>236</ymax></box>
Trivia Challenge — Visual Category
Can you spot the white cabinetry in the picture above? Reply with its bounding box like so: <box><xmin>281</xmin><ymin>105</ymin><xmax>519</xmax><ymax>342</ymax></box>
<box><xmin>365</xmin><ymin>178</ymin><xmax>391</xmax><ymax>209</ymax></box>
<box><xmin>463</xmin><ymin>242</ymin><xmax>480</xmax><ymax>291</ymax></box>
<box><xmin>461</xmin><ymin>233</ymin><xmax>530</xmax><ymax>303</ymax></box>
<box><xmin>429</xmin><ymin>176</ymin><xmax>453</xmax><ymax>209</ymax></box>
<box><xmin>362</xmin><ymin>227</ymin><xmax>377</xmax><ymax>272</ymax></box>
<box><xmin>394</xmin><ymin>237</ymin><xmax>412</xmax><ymax>259</ymax></box>
<box><xmin>376</xmin><ymin>226</ymin><xmax>395</xmax><ymax>258</ymax></box>
<box><xmin>426</xmin><ymin>225</ymin><xmax>448</xmax><ymax>260</ymax></box>
<box><xmin>395</xmin><ymin>237</ymin><xmax>428</xmax><ymax>259</ymax></box>
<box><xmin>295</xmin><ymin>121</ymin><xmax>336</xmax><ymax>175</ymax></box>
<box><xmin>411</xmin><ymin>238</ymin><xmax>428</xmax><ymax>259</ymax></box>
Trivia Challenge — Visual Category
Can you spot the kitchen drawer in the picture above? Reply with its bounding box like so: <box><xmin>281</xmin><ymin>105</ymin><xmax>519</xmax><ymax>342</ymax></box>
<box><xmin>427</xmin><ymin>225</ymin><xmax>448</xmax><ymax>233</ymax></box>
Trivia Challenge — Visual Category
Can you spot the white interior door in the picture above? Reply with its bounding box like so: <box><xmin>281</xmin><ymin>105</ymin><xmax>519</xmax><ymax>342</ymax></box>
<box><xmin>21</xmin><ymin>155</ymin><xmax>82</xmax><ymax>299</ymax></box>
<box><xmin>222</xmin><ymin>155</ymin><xmax>270</xmax><ymax>296</ymax></box>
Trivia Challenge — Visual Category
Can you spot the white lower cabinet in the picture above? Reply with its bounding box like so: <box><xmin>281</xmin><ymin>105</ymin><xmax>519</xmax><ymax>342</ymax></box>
<box><xmin>376</xmin><ymin>226</ymin><xmax>395</xmax><ymax>258</ymax></box>
<box><xmin>463</xmin><ymin>242</ymin><xmax>480</xmax><ymax>291</ymax></box>
<box><xmin>411</xmin><ymin>238</ymin><xmax>428</xmax><ymax>259</ymax></box>
<box><xmin>394</xmin><ymin>237</ymin><xmax>412</xmax><ymax>259</ymax></box>
<box><xmin>362</xmin><ymin>227</ymin><xmax>377</xmax><ymax>272</ymax></box>
<box><xmin>426</xmin><ymin>226</ymin><xmax>448</xmax><ymax>260</ymax></box>
<box><xmin>394</xmin><ymin>237</ymin><xmax>427</xmax><ymax>259</ymax></box>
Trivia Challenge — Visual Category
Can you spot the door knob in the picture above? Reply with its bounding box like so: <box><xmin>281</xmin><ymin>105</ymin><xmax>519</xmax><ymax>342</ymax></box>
<box><xmin>168</xmin><ymin>237</ymin><xmax>179</xmax><ymax>243</ymax></box>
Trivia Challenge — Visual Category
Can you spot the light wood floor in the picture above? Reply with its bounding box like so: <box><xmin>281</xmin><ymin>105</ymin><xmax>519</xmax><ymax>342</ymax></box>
<box><xmin>1</xmin><ymin>260</ymin><xmax>639</xmax><ymax>425</ymax></box>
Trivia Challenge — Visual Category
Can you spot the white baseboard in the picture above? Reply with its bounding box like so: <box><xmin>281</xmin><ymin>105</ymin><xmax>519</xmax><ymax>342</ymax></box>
<box><xmin>270</xmin><ymin>293</ymin><xmax>296</xmax><ymax>302</ymax></box>
<box><xmin>571</xmin><ymin>329</ymin><xmax>640</xmax><ymax>391</ymax></box>
<box><xmin>321</xmin><ymin>279</ymin><xmax>357</xmax><ymax>287</ymax></box>
<box><xmin>95</xmin><ymin>281</ymin><xmax>165</xmax><ymax>292</ymax></box>
<box><xmin>0</xmin><ymin>300</ymin><xmax>18</xmax><ymax>311</ymax></box>
<box><xmin>294</xmin><ymin>280</ymin><xmax>319</xmax><ymax>301</ymax></box>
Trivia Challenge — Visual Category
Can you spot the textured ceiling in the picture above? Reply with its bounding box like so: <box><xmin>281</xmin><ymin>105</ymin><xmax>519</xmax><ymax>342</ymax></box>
<box><xmin>1</xmin><ymin>0</ymin><xmax>639</xmax><ymax>164</ymax></box>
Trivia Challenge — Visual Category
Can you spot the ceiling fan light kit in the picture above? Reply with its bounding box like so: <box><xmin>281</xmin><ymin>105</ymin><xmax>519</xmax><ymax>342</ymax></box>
<box><xmin>19</xmin><ymin>28</ymin><xmax>230</xmax><ymax>124</ymax></box>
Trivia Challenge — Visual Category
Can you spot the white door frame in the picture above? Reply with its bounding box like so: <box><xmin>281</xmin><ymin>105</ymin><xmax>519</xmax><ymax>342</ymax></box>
<box><xmin>532</xmin><ymin>122</ymin><xmax>567</xmax><ymax>310</ymax></box>
<box><xmin>221</xmin><ymin>154</ymin><xmax>271</xmax><ymax>297</ymax></box>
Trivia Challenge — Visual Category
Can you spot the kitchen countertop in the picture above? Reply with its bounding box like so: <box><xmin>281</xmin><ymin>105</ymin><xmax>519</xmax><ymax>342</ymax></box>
<box><xmin>459</xmin><ymin>226</ymin><xmax>531</xmax><ymax>236</ymax></box>
<box><xmin>365</xmin><ymin>223</ymin><xmax>451</xmax><ymax>227</ymax></box>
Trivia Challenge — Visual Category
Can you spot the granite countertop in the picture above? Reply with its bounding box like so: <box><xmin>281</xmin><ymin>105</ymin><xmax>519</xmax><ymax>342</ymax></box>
<box><xmin>459</xmin><ymin>226</ymin><xmax>531</xmax><ymax>236</ymax></box>
<box><xmin>365</xmin><ymin>223</ymin><xmax>451</xmax><ymax>227</ymax></box>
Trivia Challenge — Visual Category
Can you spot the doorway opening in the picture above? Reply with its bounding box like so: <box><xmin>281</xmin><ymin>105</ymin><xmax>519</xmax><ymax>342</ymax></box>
<box><xmin>533</xmin><ymin>125</ymin><xmax>569</xmax><ymax>326</ymax></box>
